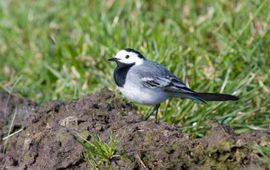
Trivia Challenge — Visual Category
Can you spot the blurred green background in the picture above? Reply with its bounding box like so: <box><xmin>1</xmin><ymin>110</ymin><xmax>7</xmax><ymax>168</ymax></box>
<box><xmin>0</xmin><ymin>0</ymin><xmax>270</xmax><ymax>136</ymax></box>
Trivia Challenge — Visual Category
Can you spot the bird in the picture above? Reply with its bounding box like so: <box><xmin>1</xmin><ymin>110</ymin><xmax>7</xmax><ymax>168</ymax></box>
<box><xmin>108</xmin><ymin>48</ymin><xmax>239</xmax><ymax>123</ymax></box>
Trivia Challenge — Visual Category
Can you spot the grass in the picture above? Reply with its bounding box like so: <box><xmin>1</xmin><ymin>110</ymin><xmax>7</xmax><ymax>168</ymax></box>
<box><xmin>77</xmin><ymin>131</ymin><xmax>116</xmax><ymax>169</ymax></box>
<box><xmin>0</xmin><ymin>0</ymin><xmax>270</xmax><ymax>138</ymax></box>
<box><xmin>253</xmin><ymin>145</ymin><xmax>270</xmax><ymax>167</ymax></box>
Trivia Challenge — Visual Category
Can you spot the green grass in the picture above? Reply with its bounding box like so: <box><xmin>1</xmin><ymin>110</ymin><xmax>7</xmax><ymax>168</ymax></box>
<box><xmin>77</xmin><ymin>132</ymin><xmax>116</xmax><ymax>169</ymax></box>
<box><xmin>253</xmin><ymin>145</ymin><xmax>270</xmax><ymax>167</ymax></box>
<box><xmin>1</xmin><ymin>0</ymin><xmax>270</xmax><ymax>137</ymax></box>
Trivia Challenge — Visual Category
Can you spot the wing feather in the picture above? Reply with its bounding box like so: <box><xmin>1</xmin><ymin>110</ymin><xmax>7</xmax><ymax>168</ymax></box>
<box><xmin>141</xmin><ymin>76</ymin><xmax>194</xmax><ymax>94</ymax></box>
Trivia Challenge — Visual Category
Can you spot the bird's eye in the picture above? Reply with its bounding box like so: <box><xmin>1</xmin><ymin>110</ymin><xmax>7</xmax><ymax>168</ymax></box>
<box><xmin>125</xmin><ymin>55</ymin><xmax>129</xmax><ymax>59</ymax></box>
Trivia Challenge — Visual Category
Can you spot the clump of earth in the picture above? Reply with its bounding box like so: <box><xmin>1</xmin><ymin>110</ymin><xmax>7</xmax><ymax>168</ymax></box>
<box><xmin>0</xmin><ymin>89</ymin><xmax>269</xmax><ymax>169</ymax></box>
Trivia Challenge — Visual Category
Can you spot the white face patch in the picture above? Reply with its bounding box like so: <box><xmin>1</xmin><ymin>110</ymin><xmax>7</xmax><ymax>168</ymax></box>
<box><xmin>114</xmin><ymin>50</ymin><xmax>144</xmax><ymax>65</ymax></box>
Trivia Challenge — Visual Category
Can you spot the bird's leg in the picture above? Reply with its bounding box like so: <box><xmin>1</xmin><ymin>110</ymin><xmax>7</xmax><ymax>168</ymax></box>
<box><xmin>144</xmin><ymin>105</ymin><xmax>157</xmax><ymax>120</ymax></box>
<box><xmin>144</xmin><ymin>104</ymin><xmax>160</xmax><ymax>123</ymax></box>
<box><xmin>154</xmin><ymin>104</ymin><xmax>160</xmax><ymax>123</ymax></box>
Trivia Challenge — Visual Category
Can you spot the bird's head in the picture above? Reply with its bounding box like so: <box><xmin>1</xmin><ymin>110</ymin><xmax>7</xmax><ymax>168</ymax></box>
<box><xmin>109</xmin><ymin>48</ymin><xmax>145</xmax><ymax>66</ymax></box>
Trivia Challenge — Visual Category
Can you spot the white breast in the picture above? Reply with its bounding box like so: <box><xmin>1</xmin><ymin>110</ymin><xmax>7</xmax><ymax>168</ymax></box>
<box><xmin>118</xmin><ymin>81</ymin><xmax>169</xmax><ymax>105</ymax></box>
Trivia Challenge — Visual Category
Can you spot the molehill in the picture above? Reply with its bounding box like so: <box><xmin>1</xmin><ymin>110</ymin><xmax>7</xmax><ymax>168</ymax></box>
<box><xmin>0</xmin><ymin>90</ymin><xmax>269</xmax><ymax>169</ymax></box>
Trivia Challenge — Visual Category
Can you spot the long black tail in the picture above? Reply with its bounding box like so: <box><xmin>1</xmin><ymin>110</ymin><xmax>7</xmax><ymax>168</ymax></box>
<box><xmin>195</xmin><ymin>93</ymin><xmax>239</xmax><ymax>102</ymax></box>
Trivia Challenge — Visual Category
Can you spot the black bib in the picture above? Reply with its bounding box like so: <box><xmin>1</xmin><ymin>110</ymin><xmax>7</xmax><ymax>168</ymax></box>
<box><xmin>113</xmin><ymin>63</ymin><xmax>135</xmax><ymax>87</ymax></box>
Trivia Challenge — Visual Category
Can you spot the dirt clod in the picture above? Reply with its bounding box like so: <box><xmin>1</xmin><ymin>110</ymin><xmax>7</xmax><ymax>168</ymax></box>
<box><xmin>0</xmin><ymin>90</ymin><xmax>269</xmax><ymax>169</ymax></box>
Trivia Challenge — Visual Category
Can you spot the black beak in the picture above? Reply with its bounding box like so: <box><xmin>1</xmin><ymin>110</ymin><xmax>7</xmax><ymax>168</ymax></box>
<box><xmin>108</xmin><ymin>57</ymin><xmax>119</xmax><ymax>62</ymax></box>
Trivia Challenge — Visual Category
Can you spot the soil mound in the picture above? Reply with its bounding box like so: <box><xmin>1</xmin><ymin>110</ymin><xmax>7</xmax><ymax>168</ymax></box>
<box><xmin>0</xmin><ymin>90</ymin><xmax>269</xmax><ymax>169</ymax></box>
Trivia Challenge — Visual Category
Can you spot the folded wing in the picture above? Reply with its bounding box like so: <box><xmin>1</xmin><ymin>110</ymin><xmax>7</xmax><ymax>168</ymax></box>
<box><xmin>141</xmin><ymin>76</ymin><xmax>195</xmax><ymax>94</ymax></box>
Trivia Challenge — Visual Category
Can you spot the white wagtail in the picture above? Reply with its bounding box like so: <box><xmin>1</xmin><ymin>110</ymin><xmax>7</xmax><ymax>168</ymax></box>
<box><xmin>109</xmin><ymin>48</ymin><xmax>239</xmax><ymax>122</ymax></box>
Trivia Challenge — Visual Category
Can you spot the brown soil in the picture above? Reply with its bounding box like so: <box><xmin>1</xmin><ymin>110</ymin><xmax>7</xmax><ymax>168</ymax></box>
<box><xmin>0</xmin><ymin>90</ymin><xmax>269</xmax><ymax>170</ymax></box>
